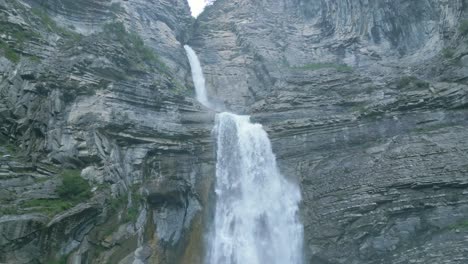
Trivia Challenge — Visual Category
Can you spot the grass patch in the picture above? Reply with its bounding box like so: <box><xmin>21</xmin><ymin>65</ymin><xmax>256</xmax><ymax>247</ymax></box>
<box><xmin>29</xmin><ymin>55</ymin><xmax>41</xmax><ymax>62</ymax></box>
<box><xmin>0</xmin><ymin>207</ymin><xmax>18</xmax><ymax>215</ymax></box>
<box><xmin>396</xmin><ymin>76</ymin><xmax>429</xmax><ymax>89</ymax></box>
<box><xmin>293</xmin><ymin>62</ymin><xmax>353</xmax><ymax>72</ymax></box>
<box><xmin>450</xmin><ymin>220</ymin><xmax>468</xmax><ymax>230</ymax></box>
<box><xmin>22</xmin><ymin>199</ymin><xmax>73</xmax><ymax>216</ymax></box>
<box><xmin>460</xmin><ymin>20</ymin><xmax>468</xmax><ymax>36</ymax></box>
<box><xmin>0</xmin><ymin>141</ymin><xmax>19</xmax><ymax>156</ymax></box>
<box><xmin>0</xmin><ymin>41</ymin><xmax>20</xmax><ymax>63</ymax></box>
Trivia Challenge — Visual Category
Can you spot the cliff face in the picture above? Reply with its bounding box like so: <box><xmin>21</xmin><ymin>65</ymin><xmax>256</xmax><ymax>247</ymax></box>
<box><xmin>0</xmin><ymin>0</ymin><xmax>213</xmax><ymax>263</ymax></box>
<box><xmin>191</xmin><ymin>0</ymin><xmax>466</xmax><ymax>110</ymax></box>
<box><xmin>1</xmin><ymin>0</ymin><xmax>468</xmax><ymax>263</ymax></box>
<box><xmin>191</xmin><ymin>0</ymin><xmax>468</xmax><ymax>263</ymax></box>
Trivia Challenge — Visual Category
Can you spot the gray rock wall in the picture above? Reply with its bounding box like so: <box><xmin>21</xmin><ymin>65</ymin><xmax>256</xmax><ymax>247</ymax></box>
<box><xmin>0</xmin><ymin>0</ymin><xmax>214</xmax><ymax>263</ymax></box>
<box><xmin>191</xmin><ymin>0</ymin><xmax>465</xmax><ymax>111</ymax></box>
<box><xmin>189</xmin><ymin>0</ymin><xmax>468</xmax><ymax>263</ymax></box>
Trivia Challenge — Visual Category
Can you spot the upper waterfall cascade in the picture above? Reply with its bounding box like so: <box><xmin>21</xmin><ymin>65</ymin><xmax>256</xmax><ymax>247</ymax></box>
<box><xmin>184</xmin><ymin>45</ymin><xmax>303</xmax><ymax>264</ymax></box>
<box><xmin>184</xmin><ymin>45</ymin><xmax>211</xmax><ymax>108</ymax></box>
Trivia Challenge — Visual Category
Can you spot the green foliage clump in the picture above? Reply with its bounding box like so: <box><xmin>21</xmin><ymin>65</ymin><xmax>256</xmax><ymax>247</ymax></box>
<box><xmin>396</xmin><ymin>76</ymin><xmax>429</xmax><ymax>89</ymax></box>
<box><xmin>47</xmin><ymin>255</ymin><xmax>68</xmax><ymax>264</ymax></box>
<box><xmin>21</xmin><ymin>170</ymin><xmax>91</xmax><ymax>216</ymax></box>
<box><xmin>0</xmin><ymin>207</ymin><xmax>18</xmax><ymax>215</ymax></box>
<box><xmin>459</xmin><ymin>20</ymin><xmax>468</xmax><ymax>36</ymax></box>
<box><xmin>109</xmin><ymin>185</ymin><xmax>144</xmax><ymax>223</ymax></box>
<box><xmin>294</xmin><ymin>62</ymin><xmax>353</xmax><ymax>73</ymax></box>
<box><xmin>57</xmin><ymin>169</ymin><xmax>91</xmax><ymax>201</ymax></box>
<box><xmin>102</xmin><ymin>22</ymin><xmax>168</xmax><ymax>70</ymax></box>
<box><xmin>0</xmin><ymin>140</ymin><xmax>19</xmax><ymax>156</ymax></box>
<box><xmin>449</xmin><ymin>220</ymin><xmax>468</xmax><ymax>230</ymax></box>
<box><xmin>0</xmin><ymin>41</ymin><xmax>20</xmax><ymax>63</ymax></box>
<box><xmin>124</xmin><ymin>205</ymin><xmax>139</xmax><ymax>223</ymax></box>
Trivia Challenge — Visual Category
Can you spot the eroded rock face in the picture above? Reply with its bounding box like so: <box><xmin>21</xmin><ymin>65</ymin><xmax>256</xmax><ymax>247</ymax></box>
<box><xmin>0</xmin><ymin>0</ymin><xmax>213</xmax><ymax>263</ymax></box>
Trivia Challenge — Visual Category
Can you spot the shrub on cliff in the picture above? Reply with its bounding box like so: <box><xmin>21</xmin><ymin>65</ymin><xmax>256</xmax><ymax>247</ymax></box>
<box><xmin>57</xmin><ymin>169</ymin><xmax>91</xmax><ymax>201</ymax></box>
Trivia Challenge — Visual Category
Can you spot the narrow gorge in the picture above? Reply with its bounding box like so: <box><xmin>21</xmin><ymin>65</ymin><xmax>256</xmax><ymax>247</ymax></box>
<box><xmin>1</xmin><ymin>0</ymin><xmax>468</xmax><ymax>264</ymax></box>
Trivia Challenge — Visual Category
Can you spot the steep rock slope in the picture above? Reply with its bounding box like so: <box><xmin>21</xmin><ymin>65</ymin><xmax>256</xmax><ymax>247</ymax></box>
<box><xmin>190</xmin><ymin>0</ymin><xmax>468</xmax><ymax>263</ymax></box>
<box><xmin>0</xmin><ymin>0</ymin><xmax>214</xmax><ymax>263</ymax></box>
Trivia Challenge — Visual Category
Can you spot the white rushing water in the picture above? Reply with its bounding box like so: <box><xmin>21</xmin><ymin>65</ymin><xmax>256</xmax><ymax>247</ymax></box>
<box><xmin>184</xmin><ymin>45</ymin><xmax>303</xmax><ymax>264</ymax></box>
<box><xmin>187</xmin><ymin>0</ymin><xmax>216</xmax><ymax>17</ymax></box>
<box><xmin>184</xmin><ymin>45</ymin><xmax>211</xmax><ymax>108</ymax></box>
<box><xmin>209</xmin><ymin>113</ymin><xmax>303</xmax><ymax>264</ymax></box>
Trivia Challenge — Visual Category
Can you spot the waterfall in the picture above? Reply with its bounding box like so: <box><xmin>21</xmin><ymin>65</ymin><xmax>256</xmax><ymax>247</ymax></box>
<box><xmin>209</xmin><ymin>113</ymin><xmax>303</xmax><ymax>264</ymax></box>
<box><xmin>184</xmin><ymin>45</ymin><xmax>303</xmax><ymax>264</ymax></box>
<box><xmin>184</xmin><ymin>45</ymin><xmax>211</xmax><ymax>108</ymax></box>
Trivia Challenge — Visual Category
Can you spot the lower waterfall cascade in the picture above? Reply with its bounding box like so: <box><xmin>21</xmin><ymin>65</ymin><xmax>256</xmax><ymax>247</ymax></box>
<box><xmin>184</xmin><ymin>46</ymin><xmax>304</xmax><ymax>264</ymax></box>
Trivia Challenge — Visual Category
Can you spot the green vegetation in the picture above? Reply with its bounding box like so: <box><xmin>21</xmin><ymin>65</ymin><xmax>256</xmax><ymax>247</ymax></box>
<box><xmin>0</xmin><ymin>41</ymin><xmax>20</xmax><ymax>63</ymax></box>
<box><xmin>0</xmin><ymin>19</ymin><xmax>44</xmax><ymax>63</ymax></box>
<box><xmin>57</xmin><ymin>170</ymin><xmax>92</xmax><ymax>201</ymax></box>
<box><xmin>109</xmin><ymin>185</ymin><xmax>144</xmax><ymax>223</ymax></box>
<box><xmin>293</xmin><ymin>62</ymin><xmax>353</xmax><ymax>73</ymax></box>
<box><xmin>0</xmin><ymin>140</ymin><xmax>19</xmax><ymax>156</ymax></box>
<box><xmin>0</xmin><ymin>207</ymin><xmax>18</xmax><ymax>215</ymax></box>
<box><xmin>125</xmin><ymin>205</ymin><xmax>140</xmax><ymax>222</ymax></box>
<box><xmin>102</xmin><ymin>22</ymin><xmax>168</xmax><ymax>70</ymax></box>
<box><xmin>48</xmin><ymin>255</ymin><xmax>68</xmax><ymax>264</ymax></box>
<box><xmin>29</xmin><ymin>55</ymin><xmax>41</xmax><ymax>62</ymax></box>
<box><xmin>460</xmin><ymin>20</ymin><xmax>468</xmax><ymax>36</ymax></box>
<box><xmin>396</xmin><ymin>76</ymin><xmax>429</xmax><ymax>89</ymax></box>
<box><xmin>21</xmin><ymin>169</ymin><xmax>91</xmax><ymax>217</ymax></box>
<box><xmin>22</xmin><ymin>199</ymin><xmax>73</xmax><ymax>216</ymax></box>
<box><xmin>450</xmin><ymin>220</ymin><xmax>468</xmax><ymax>230</ymax></box>
<box><xmin>124</xmin><ymin>186</ymin><xmax>144</xmax><ymax>222</ymax></box>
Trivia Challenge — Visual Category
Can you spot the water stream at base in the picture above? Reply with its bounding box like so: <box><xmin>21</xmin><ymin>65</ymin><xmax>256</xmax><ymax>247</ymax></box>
<box><xmin>184</xmin><ymin>45</ymin><xmax>303</xmax><ymax>264</ymax></box>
